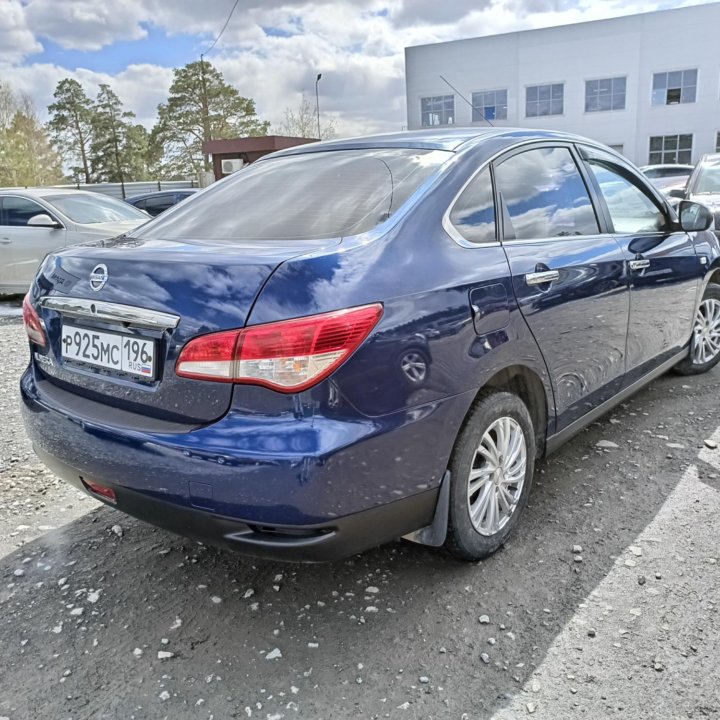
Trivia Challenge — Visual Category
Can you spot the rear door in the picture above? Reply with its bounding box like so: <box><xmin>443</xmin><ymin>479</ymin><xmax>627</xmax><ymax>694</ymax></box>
<box><xmin>0</xmin><ymin>196</ymin><xmax>66</xmax><ymax>289</ymax></box>
<box><xmin>496</xmin><ymin>144</ymin><xmax>630</xmax><ymax>433</ymax></box>
<box><xmin>579</xmin><ymin>146</ymin><xmax>702</xmax><ymax>382</ymax></box>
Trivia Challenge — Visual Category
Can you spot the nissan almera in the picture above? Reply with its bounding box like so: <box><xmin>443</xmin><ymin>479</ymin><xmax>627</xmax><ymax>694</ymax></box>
<box><xmin>20</xmin><ymin>129</ymin><xmax>720</xmax><ymax>562</ymax></box>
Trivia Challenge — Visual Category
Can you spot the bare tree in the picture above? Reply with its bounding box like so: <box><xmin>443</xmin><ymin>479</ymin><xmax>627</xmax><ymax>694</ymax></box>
<box><xmin>277</xmin><ymin>94</ymin><xmax>336</xmax><ymax>140</ymax></box>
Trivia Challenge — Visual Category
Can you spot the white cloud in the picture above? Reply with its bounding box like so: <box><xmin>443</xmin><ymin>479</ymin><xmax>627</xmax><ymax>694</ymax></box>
<box><xmin>0</xmin><ymin>0</ymin><xmax>42</xmax><ymax>64</ymax></box>
<box><xmin>24</xmin><ymin>0</ymin><xmax>148</xmax><ymax>51</ymax></box>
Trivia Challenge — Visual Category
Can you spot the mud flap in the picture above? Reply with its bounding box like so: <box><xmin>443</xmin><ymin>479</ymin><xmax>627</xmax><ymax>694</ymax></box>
<box><xmin>402</xmin><ymin>470</ymin><xmax>450</xmax><ymax>547</ymax></box>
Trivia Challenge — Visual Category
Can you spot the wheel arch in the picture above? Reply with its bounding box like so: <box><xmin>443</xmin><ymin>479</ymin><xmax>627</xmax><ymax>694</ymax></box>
<box><xmin>456</xmin><ymin>364</ymin><xmax>552</xmax><ymax>459</ymax></box>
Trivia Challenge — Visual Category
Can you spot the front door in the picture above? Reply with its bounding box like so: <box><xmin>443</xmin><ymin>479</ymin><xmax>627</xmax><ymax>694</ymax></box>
<box><xmin>0</xmin><ymin>196</ymin><xmax>66</xmax><ymax>291</ymax></box>
<box><xmin>580</xmin><ymin>147</ymin><xmax>702</xmax><ymax>383</ymax></box>
<box><xmin>495</xmin><ymin>144</ymin><xmax>630</xmax><ymax>433</ymax></box>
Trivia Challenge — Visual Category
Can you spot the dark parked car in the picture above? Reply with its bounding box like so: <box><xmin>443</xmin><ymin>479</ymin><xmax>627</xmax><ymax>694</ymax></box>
<box><xmin>20</xmin><ymin>129</ymin><xmax>720</xmax><ymax>563</ymax></box>
<box><xmin>125</xmin><ymin>189</ymin><xmax>197</xmax><ymax>216</ymax></box>
<box><xmin>669</xmin><ymin>153</ymin><xmax>720</xmax><ymax>235</ymax></box>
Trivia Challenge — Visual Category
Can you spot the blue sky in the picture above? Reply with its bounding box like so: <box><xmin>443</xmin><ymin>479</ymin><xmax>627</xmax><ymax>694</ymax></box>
<box><xmin>30</xmin><ymin>26</ymin><xmax>202</xmax><ymax>75</ymax></box>
<box><xmin>1</xmin><ymin>0</ymin><xmax>716</xmax><ymax>136</ymax></box>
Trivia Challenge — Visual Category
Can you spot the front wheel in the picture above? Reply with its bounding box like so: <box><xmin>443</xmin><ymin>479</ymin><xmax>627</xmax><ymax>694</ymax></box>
<box><xmin>674</xmin><ymin>283</ymin><xmax>720</xmax><ymax>376</ymax></box>
<box><xmin>444</xmin><ymin>391</ymin><xmax>536</xmax><ymax>562</ymax></box>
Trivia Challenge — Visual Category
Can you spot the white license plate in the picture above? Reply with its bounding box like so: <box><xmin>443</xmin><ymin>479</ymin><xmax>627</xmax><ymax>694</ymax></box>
<box><xmin>61</xmin><ymin>324</ymin><xmax>155</xmax><ymax>379</ymax></box>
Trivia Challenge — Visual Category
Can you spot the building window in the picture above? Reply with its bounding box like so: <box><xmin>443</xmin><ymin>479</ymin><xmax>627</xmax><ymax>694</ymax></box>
<box><xmin>651</xmin><ymin>69</ymin><xmax>697</xmax><ymax>106</ymax></box>
<box><xmin>421</xmin><ymin>95</ymin><xmax>454</xmax><ymax>126</ymax></box>
<box><xmin>585</xmin><ymin>77</ymin><xmax>626</xmax><ymax>112</ymax></box>
<box><xmin>648</xmin><ymin>134</ymin><xmax>693</xmax><ymax>165</ymax></box>
<box><xmin>471</xmin><ymin>89</ymin><xmax>508</xmax><ymax>122</ymax></box>
<box><xmin>525</xmin><ymin>83</ymin><xmax>564</xmax><ymax>117</ymax></box>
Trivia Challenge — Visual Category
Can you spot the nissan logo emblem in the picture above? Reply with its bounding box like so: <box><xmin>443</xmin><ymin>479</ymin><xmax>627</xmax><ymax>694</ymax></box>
<box><xmin>89</xmin><ymin>264</ymin><xmax>108</xmax><ymax>292</ymax></box>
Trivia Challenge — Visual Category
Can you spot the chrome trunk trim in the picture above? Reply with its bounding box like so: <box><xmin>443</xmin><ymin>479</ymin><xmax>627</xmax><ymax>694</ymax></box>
<box><xmin>40</xmin><ymin>297</ymin><xmax>180</xmax><ymax>331</ymax></box>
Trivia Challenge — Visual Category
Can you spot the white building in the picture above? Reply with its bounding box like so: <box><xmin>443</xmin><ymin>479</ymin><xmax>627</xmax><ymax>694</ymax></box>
<box><xmin>404</xmin><ymin>3</ymin><xmax>720</xmax><ymax>165</ymax></box>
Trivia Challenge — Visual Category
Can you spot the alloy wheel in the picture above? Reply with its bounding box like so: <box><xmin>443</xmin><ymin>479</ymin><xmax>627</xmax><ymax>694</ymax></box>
<box><xmin>467</xmin><ymin>416</ymin><xmax>527</xmax><ymax>536</ymax></box>
<box><xmin>692</xmin><ymin>298</ymin><xmax>720</xmax><ymax>365</ymax></box>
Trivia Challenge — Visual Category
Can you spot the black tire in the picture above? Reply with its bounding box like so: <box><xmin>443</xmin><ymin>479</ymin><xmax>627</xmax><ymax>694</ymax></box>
<box><xmin>673</xmin><ymin>283</ymin><xmax>720</xmax><ymax>376</ymax></box>
<box><xmin>444</xmin><ymin>391</ymin><xmax>536</xmax><ymax>562</ymax></box>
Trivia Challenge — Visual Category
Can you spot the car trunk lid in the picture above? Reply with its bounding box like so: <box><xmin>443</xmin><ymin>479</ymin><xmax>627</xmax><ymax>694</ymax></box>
<box><xmin>31</xmin><ymin>236</ymin><xmax>333</xmax><ymax>424</ymax></box>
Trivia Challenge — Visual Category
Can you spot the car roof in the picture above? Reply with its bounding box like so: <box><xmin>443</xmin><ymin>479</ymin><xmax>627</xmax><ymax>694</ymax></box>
<box><xmin>699</xmin><ymin>153</ymin><xmax>720</xmax><ymax>164</ymax></box>
<box><xmin>639</xmin><ymin>163</ymin><xmax>695</xmax><ymax>171</ymax></box>
<box><xmin>267</xmin><ymin>127</ymin><xmax>606</xmax><ymax>158</ymax></box>
<box><xmin>0</xmin><ymin>188</ymin><xmax>100</xmax><ymax>199</ymax></box>
<box><xmin>125</xmin><ymin>189</ymin><xmax>197</xmax><ymax>202</ymax></box>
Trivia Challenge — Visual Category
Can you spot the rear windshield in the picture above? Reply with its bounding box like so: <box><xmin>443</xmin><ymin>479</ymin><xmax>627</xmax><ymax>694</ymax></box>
<box><xmin>644</xmin><ymin>166</ymin><xmax>692</xmax><ymax>179</ymax></box>
<box><xmin>47</xmin><ymin>193</ymin><xmax>148</xmax><ymax>224</ymax></box>
<box><xmin>135</xmin><ymin>148</ymin><xmax>451</xmax><ymax>241</ymax></box>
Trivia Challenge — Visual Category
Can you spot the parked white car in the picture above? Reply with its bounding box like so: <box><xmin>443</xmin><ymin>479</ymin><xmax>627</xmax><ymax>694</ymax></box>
<box><xmin>0</xmin><ymin>189</ymin><xmax>149</xmax><ymax>295</ymax></box>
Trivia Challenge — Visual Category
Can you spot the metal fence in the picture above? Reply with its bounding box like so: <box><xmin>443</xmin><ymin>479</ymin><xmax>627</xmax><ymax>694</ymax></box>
<box><xmin>48</xmin><ymin>180</ymin><xmax>198</xmax><ymax>200</ymax></box>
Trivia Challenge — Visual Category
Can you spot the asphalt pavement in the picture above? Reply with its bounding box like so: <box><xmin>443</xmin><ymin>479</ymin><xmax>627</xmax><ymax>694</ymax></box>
<box><xmin>1</xmin><ymin>315</ymin><xmax>719</xmax><ymax>720</ymax></box>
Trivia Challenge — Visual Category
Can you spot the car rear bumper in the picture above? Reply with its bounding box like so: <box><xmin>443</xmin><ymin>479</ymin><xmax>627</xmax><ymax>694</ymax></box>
<box><xmin>20</xmin><ymin>366</ymin><xmax>472</xmax><ymax>560</ymax></box>
<box><xmin>34</xmin><ymin>445</ymin><xmax>437</xmax><ymax>562</ymax></box>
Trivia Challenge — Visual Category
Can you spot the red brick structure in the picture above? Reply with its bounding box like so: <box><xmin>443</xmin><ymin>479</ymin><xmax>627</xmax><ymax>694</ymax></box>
<box><xmin>201</xmin><ymin>135</ymin><xmax>318</xmax><ymax>180</ymax></box>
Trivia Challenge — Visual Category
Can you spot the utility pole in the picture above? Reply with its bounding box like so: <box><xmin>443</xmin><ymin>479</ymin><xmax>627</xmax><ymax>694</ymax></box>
<box><xmin>315</xmin><ymin>73</ymin><xmax>322</xmax><ymax>139</ymax></box>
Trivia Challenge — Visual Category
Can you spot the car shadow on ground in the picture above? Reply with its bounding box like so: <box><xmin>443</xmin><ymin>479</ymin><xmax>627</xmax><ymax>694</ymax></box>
<box><xmin>0</xmin><ymin>370</ymin><xmax>716</xmax><ymax>720</ymax></box>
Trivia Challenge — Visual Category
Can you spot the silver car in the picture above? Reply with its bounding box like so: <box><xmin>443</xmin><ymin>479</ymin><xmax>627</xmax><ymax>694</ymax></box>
<box><xmin>669</xmin><ymin>153</ymin><xmax>720</xmax><ymax>234</ymax></box>
<box><xmin>0</xmin><ymin>189</ymin><xmax>148</xmax><ymax>295</ymax></box>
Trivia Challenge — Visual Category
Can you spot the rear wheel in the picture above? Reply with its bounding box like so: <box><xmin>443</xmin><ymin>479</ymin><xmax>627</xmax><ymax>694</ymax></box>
<box><xmin>444</xmin><ymin>392</ymin><xmax>536</xmax><ymax>561</ymax></box>
<box><xmin>674</xmin><ymin>283</ymin><xmax>720</xmax><ymax>376</ymax></box>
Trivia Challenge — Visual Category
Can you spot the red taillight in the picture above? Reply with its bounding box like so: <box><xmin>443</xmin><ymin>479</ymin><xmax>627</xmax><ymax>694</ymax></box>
<box><xmin>82</xmin><ymin>479</ymin><xmax>117</xmax><ymax>504</ymax></box>
<box><xmin>22</xmin><ymin>294</ymin><xmax>46</xmax><ymax>347</ymax></box>
<box><xmin>176</xmin><ymin>303</ymin><xmax>383</xmax><ymax>392</ymax></box>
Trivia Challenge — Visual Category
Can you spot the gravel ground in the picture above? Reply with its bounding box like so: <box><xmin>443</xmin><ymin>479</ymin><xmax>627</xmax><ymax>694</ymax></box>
<box><xmin>1</xmin><ymin>311</ymin><xmax>719</xmax><ymax>720</ymax></box>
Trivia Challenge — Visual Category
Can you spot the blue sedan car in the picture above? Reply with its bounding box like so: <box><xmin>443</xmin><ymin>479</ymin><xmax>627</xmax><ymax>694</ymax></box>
<box><xmin>20</xmin><ymin>128</ymin><xmax>720</xmax><ymax>562</ymax></box>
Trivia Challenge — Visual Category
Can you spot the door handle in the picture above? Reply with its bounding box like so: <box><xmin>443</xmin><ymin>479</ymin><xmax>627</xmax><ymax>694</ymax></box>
<box><xmin>526</xmin><ymin>270</ymin><xmax>560</xmax><ymax>286</ymax></box>
<box><xmin>0</xmin><ymin>238</ymin><xmax>11</xmax><ymax>244</ymax></box>
<box><xmin>629</xmin><ymin>258</ymin><xmax>650</xmax><ymax>271</ymax></box>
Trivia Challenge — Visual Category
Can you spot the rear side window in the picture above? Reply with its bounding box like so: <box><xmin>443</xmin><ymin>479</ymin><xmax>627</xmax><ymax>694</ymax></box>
<box><xmin>449</xmin><ymin>168</ymin><xmax>496</xmax><ymax>244</ymax></box>
<box><xmin>137</xmin><ymin>149</ymin><xmax>451</xmax><ymax>241</ymax></box>
<box><xmin>143</xmin><ymin>194</ymin><xmax>176</xmax><ymax>215</ymax></box>
<box><xmin>494</xmin><ymin>147</ymin><xmax>599</xmax><ymax>240</ymax></box>
<box><xmin>587</xmin><ymin>161</ymin><xmax>667</xmax><ymax>234</ymax></box>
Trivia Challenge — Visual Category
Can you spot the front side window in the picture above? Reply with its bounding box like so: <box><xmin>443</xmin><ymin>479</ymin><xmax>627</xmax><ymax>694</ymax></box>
<box><xmin>137</xmin><ymin>148</ymin><xmax>451</xmax><ymax>242</ymax></box>
<box><xmin>525</xmin><ymin>84</ymin><xmax>564</xmax><ymax>118</ymax></box>
<box><xmin>493</xmin><ymin>147</ymin><xmax>599</xmax><ymax>240</ymax></box>
<box><xmin>586</xmin><ymin>159</ymin><xmax>667</xmax><ymax>234</ymax></box>
<box><xmin>716</xmin><ymin>132</ymin><xmax>720</xmax><ymax>153</ymax></box>
<box><xmin>0</xmin><ymin>197</ymin><xmax>47</xmax><ymax>226</ymax></box>
<box><xmin>585</xmin><ymin>77</ymin><xmax>626</xmax><ymax>112</ymax></box>
<box><xmin>421</xmin><ymin>95</ymin><xmax>454</xmax><ymax>126</ymax></box>
<box><xmin>648</xmin><ymin>134</ymin><xmax>693</xmax><ymax>165</ymax></box>
<box><xmin>652</xmin><ymin>69</ymin><xmax>697</xmax><ymax>106</ymax></box>
<box><xmin>471</xmin><ymin>89</ymin><xmax>508</xmax><ymax>122</ymax></box>
<box><xmin>449</xmin><ymin>167</ymin><xmax>496</xmax><ymax>244</ymax></box>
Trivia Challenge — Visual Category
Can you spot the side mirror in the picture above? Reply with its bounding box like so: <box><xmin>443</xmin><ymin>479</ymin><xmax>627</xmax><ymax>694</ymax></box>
<box><xmin>27</xmin><ymin>213</ymin><xmax>62</xmax><ymax>229</ymax></box>
<box><xmin>667</xmin><ymin>188</ymin><xmax>686</xmax><ymax>199</ymax></box>
<box><xmin>678</xmin><ymin>200</ymin><xmax>714</xmax><ymax>233</ymax></box>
